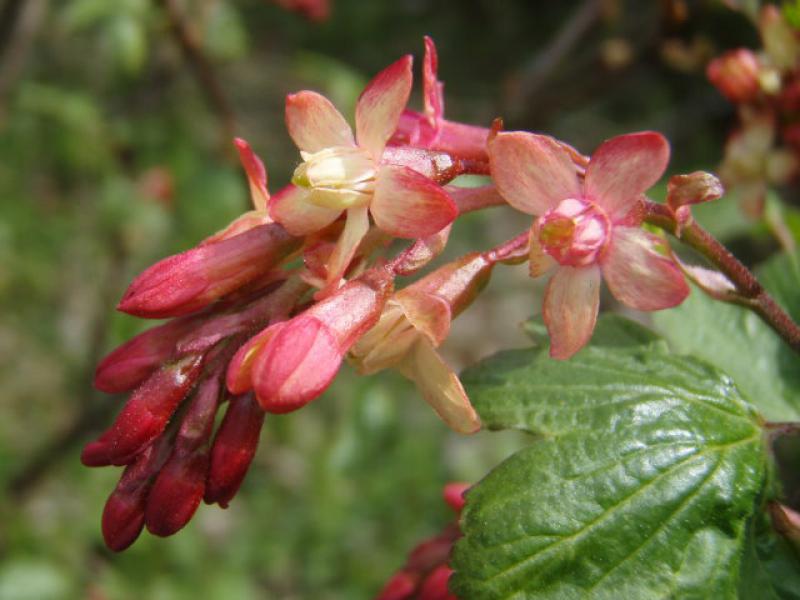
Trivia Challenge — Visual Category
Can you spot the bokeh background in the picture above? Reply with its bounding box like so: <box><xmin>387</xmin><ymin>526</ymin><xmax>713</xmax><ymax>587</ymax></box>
<box><xmin>0</xmin><ymin>1</ymin><xmax>779</xmax><ymax>598</ymax></box>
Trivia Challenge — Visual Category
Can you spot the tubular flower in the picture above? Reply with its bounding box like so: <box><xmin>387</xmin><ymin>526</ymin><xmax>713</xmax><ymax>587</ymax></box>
<box><xmin>227</xmin><ymin>267</ymin><xmax>394</xmax><ymax>413</ymax></box>
<box><xmin>489</xmin><ymin>131</ymin><xmax>689</xmax><ymax>359</ymax></box>
<box><xmin>270</xmin><ymin>56</ymin><xmax>457</xmax><ymax>293</ymax></box>
<box><xmin>350</xmin><ymin>253</ymin><xmax>493</xmax><ymax>433</ymax></box>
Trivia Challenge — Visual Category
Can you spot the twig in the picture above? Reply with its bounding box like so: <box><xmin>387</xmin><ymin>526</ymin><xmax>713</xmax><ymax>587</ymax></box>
<box><xmin>0</xmin><ymin>0</ymin><xmax>46</xmax><ymax>114</ymax></box>
<box><xmin>644</xmin><ymin>200</ymin><xmax>800</xmax><ymax>353</ymax></box>
<box><xmin>155</xmin><ymin>0</ymin><xmax>237</xmax><ymax>148</ymax></box>
<box><xmin>507</xmin><ymin>0</ymin><xmax>604</xmax><ymax>118</ymax></box>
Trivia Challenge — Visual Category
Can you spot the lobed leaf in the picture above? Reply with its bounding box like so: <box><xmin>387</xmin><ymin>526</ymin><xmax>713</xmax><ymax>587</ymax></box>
<box><xmin>451</xmin><ymin>333</ymin><xmax>766</xmax><ymax>599</ymax></box>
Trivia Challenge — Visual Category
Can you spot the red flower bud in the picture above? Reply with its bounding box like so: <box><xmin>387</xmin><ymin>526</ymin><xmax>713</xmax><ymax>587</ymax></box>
<box><xmin>101</xmin><ymin>434</ymin><xmax>173</xmax><ymax>552</ymax></box>
<box><xmin>442</xmin><ymin>482</ymin><xmax>469</xmax><ymax>513</ymax></box>
<box><xmin>666</xmin><ymin>171</ymin><xmax>724</xmax><ymax>232</ymax></box>
<box><xmin>94</xmin><ymin>316</ymin><xmax>199</xmax><ymax>394</ymax></box>
<box><xmin>375</xmin><ymin>571</ymin><xmax>419</xmax><ymax>600</ymax></box>
<box><xmin>407</xmin><ymin>526</ymin><xmax>460</xmax><ymax>573</ymax></box>
<box><xmin>81</xmin><ymin>355</ymin><xmax>204</xmax><ymax>467</ymax></box>
<box><xmin>706</xmin><ymin>49</ymin><xmax>761</xmax><ymax>103</ymax></box>
<box><xmin>205</xmin><ymin>393</ymin><xmax>265</xmax><ymax>507</ymax></box>
<box><xmin>248</xmin><ymin>268</ymin><xmax>394</xmax><ymax>412</ymax></box>
<box><xmin>118</xmin><ymin>224</ymin><xmax>300</xmax><ymax>318</ymax></box>
<box><xmin>417</xmin><ymin>565</ymin><xmax>456</xmax><ymax>600</ymax></box>
<box><xmin>144</xmin><ymin>373</ymin><xmax>222</xmax><ymax>536</ymax></box>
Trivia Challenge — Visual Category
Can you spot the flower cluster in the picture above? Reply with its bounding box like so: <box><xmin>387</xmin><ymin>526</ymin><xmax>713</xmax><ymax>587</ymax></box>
<box><xmin>707</xmin><ymin>5</ymin><xmax>800</xmax><ymax>216</ymax></box>
<box><xmin>376</xmin><ymin>483</ymin><xmax>468</xmax><ymax>600</ymax></box>
<box><xmin>85</xmin><ymin>38</ymin><xmax>690</xmax><ymax>551</ymax></box>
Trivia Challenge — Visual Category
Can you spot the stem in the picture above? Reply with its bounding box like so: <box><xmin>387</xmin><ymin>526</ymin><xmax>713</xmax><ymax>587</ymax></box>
<box><xmin>644</xmin><ymin>200</ymin><xmax>800</xmax><ymax>353</ymax></box>
<box><xmin>485</xmin><ymin>230</ymin><xmax>531</xmax><ymax>264</ymax></box>
<box><xmin>381</xmin><ymin>146</ymin><xmax>490</xmax><ymax>184</ymax></box>
<box><xmin>447</xmin><ymin>185</ymin><xmax>507</xmax><ymax>214</ymax></box>
<box><xmin>156</xmin><ymin>0</ymin><xmax>237</xmax><ymax>149</ymax></box>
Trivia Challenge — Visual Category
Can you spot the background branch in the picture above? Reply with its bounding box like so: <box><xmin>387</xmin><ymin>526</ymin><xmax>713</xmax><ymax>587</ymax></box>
<box><xmin>156</xmin><ymin>0</ymin><xmax>237</xmax><ymax>148</ymax></box>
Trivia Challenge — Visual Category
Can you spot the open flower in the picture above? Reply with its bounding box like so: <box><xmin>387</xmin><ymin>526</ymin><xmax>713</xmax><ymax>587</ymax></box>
<box><xmin>350</xmin><ymin>254</ymin><xmax>492</xmax><ymax>433</ymax></box>
<box><xmin>270</xmin><ymin>56</ymin><xmax>457</xmax><ymax>293</ymax></box>
<box><xmin>489</xmin><ymin>131</ymin><xmax>689</xmax><ymax>359</ymax></box>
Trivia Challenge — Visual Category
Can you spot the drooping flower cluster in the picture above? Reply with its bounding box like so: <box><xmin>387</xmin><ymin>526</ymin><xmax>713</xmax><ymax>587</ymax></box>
<box><xmin>85</xmin><ymin>37</ymin><xmax>691</xmax><ymax>551</ymax></box>
<box><xmin>707</xmin><ymin>5</ymin><xmax>800</xmax><ymax>216</ymax></box>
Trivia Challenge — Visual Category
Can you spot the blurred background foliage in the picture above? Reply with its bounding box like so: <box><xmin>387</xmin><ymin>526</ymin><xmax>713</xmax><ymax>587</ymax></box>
<box><xmin>0</xmin><ymin>0</ymin><xmax>794</xmax><ymax>598</ymax></box>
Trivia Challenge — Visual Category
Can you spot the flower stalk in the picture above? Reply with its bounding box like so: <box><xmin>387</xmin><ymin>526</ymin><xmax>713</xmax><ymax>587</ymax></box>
<box><xmin>644</xmin><ymin>199</ymin><xmax>800</xmax><ymax>352</ymax></box>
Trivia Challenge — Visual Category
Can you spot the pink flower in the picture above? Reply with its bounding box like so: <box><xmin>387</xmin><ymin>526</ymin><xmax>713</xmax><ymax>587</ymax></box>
<box><xmin>489</xmin><ymin>131</ymin><xmax>689</xmax><ymax>359</ymax></box>
<box><xmin>350</xmin><ymin>254</ymin><xmax>492</xmax><ymax>433</ymax></box>
<box><xmin>227</xmin><ymin>267</ymin><xmax>394</xmax><ymax>413</ymax></box>
<box><xmin>271</xmin><ymin>56</ymin><xmax>457</xmax><ymax>293</ymax></box>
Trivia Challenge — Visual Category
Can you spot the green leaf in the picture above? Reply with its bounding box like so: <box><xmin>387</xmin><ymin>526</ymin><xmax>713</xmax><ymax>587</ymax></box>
<box><xmin>451</xmin><ymin>343</ymin><xmax>766</xmax><ymax>599</ymax></box>
<box><xmin>524</xmin><ymin>314</ymin><xmax>662</xmax><ymax>350</ymax></box>
<box><xmin>758</xmin><ymin>250</ymin><xmax>800</xmax><ymax>324</ymax></box>
<box><xmin>738</xmin><ymin>511</ymin><xmax>800</xmax><ymax>599</ymax></box>
<box><xmin>653</xmin><ymin>287</ymin><xmax>800</xmax><ymax>421</ymax></box>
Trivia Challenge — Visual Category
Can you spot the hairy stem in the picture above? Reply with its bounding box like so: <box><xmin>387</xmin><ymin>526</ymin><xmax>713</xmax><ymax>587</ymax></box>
<box><xmin>644</xmin><ymin>200</ymin><xmax>800</xmax><ymax>353</ymax></box>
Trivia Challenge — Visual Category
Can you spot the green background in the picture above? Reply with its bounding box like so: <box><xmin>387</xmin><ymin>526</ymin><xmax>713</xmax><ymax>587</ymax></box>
<box><xmin>0</xmin><ymin>1</ymin><xmax>785</xmax><ymax>598</ymax></box>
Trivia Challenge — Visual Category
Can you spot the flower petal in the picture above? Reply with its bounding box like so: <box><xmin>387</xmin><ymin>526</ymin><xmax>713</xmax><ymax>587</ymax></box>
<box><xmin>529</xmin><ymin>225</ymin><xmax>557</xmax><ymax>278</ymax></box>
<box><xmin>285</xmin><ymin>91</ymin><xmax>355</xmax><ymax>153</ymax></box>
<box><xmin>252</xmin><ymin>315</ymin><xmax>343</xmax><ymax>413</ymax></box>
<box><xmin>269</xmin><ymin>184</ymin><xmax>342</xmax><ymax>236</ymax></box>
<box><xmin>321</xmin><ymin>204</ymin><xmax>370</xmax><ymax>293</ymax></box>
<box><xmin>371</xmin><ymin>165</ymin><xmax>457</xmax><ymax>238</ymax></box>
<box><xmin>395</xmin><ymin>289</ymin><xmax>452</xmax><ymax>346</ymax></box>
<box><xmin>356</xmin><ymin>55</ymin><xmax>413</xmax><ymax>160</ymax></box>
<box><xmin>585</xmin><ymin>132</ymin><xmax>670</xmax><ymax>221</ymax></box>
<box><xmin>398</xmin><ymin>338</ymin><xmax>480</xmax><ymax>434</ymax></box>
<box><xmin>423</xmin><ymin>36</ymin><xmax>444</xmax><ymax>125</ymax></box>
<box><xmin>488</xmin><ymin>131</ymin><xmax>581</xmax><ymax>216</ymax></box>
<box><xmin>542</xmin><ymin>266</ymin><xmax>601</xmax><ymax>360</ymax></box>
<box><xmin>226</xmin><ymin>322</ymin><xmax>287</xmax><ymax>395</ymax></box>
<box><xmin>601</xmin><ymin>227</ymin><xmax>689</xmax><ymax>311</ymax></box>
<box><xmin>233</xmin><ymin>137</ymin><xmax>269</xmax><ymax>210</ymax></box>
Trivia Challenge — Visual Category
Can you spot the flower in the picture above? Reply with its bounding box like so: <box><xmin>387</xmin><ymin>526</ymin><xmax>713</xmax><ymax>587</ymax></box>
<box><xmin>227</xmin><ymin>267</ymin><xmax>394</xmax><ymax>413</ymax></box>
<box><xmin>270</xmin><ymin>56</ymin><xmax>457</xmax><ymax>293</ymax></box>
<box><xmin>350</xmin><ymin>254</ymin><xmax>492</xmax><ymax>433</ymax></box>
<box><xmin>488</xmin><ymin>131</ymin><xmax>689</xmax><ymax>359</ymax></box>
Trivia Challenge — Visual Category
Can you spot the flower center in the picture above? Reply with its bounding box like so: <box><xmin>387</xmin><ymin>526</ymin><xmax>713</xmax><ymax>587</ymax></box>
<box><xmin>534</xmin><ymin>198</ymin><xmax>610</xmax><ymax>267</ymax></box>
<box><xmin>292</xmin><ymin>146</ymin><xmax>376</xmax><ymax>210</ymax></box>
